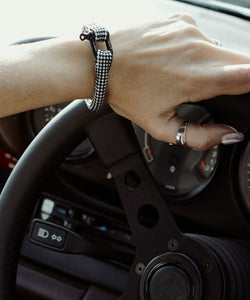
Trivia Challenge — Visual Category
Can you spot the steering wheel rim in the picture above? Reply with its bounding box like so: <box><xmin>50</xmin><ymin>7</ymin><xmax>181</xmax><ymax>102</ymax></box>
<box><xmin>0</xmin><ymin>100</ymin><xmax>116</xmax><ymax>299</ymax></box>
<box><xmin>1</xmin><ymin>99</ymin><xmax>249</xmax><ymax>300</ymax></box>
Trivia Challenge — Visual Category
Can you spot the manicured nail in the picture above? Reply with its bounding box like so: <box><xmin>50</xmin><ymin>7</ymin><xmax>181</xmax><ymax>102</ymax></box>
<box><xmin>221</xmin><ymin>132</ymin><xmax>244</xmax><ymax>145</ymax></box>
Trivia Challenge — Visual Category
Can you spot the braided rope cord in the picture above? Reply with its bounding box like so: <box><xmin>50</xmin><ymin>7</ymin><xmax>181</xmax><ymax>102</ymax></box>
<box><xmin>81</xmin><ymin>25</ymin><xmax>113</xmax><ymax>112</ymax></box>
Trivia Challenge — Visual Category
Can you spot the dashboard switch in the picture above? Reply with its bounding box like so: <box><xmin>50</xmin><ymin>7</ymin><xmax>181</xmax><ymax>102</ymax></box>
<box><xmin>30</xmin><ymin>220</ymin><xmax>67</xmax><ymax>249</ymax></box>
<box><xmin>29</xmin><ymin>219</ymin><xmax>133</xmax><ymax>261</ymax></box>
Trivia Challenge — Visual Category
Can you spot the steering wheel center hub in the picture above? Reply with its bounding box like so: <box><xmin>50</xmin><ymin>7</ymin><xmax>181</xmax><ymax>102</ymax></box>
<box><xmin>148</xmin><ymin>265</ymin><xmax>191</xmax><ymax>300</ymax></box>
<box><xmin>140</xmin><ymin>253</ymin><xmax>201</xmax><ymax>300</ymax></box>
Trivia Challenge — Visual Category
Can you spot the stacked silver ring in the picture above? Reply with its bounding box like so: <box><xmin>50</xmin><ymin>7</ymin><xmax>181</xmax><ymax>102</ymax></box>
<box><xmin>176</xmin><ymin>121</ymin><xmax>189</xmax><ymax>146</ymax></box>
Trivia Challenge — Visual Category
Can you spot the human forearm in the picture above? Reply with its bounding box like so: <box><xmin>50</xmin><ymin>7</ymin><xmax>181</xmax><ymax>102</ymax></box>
<box><xmin>0</xmin><ymin>38</ymin><xmax>95</xmax><ymax>117</ymax></box>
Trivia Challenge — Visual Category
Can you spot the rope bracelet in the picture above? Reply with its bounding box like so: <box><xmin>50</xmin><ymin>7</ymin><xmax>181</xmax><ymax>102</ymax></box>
<box><xmin>80</xmin><ymin>24</ymin><xmax>113</xmax><ymax>112</ymax></box>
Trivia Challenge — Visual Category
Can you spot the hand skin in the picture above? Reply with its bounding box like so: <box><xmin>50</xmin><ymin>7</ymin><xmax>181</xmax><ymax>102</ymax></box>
<box><xmin>0</xmin><ymin>13</ymin><xmax>249</xmax><ymax>150</ymax></box>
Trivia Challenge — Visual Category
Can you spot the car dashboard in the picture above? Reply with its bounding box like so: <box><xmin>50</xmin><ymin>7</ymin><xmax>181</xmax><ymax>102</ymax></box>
<box><xmin>0</xmin><ymin>1</ymin><xmax>249</xmax><ymax>299</ymax></box>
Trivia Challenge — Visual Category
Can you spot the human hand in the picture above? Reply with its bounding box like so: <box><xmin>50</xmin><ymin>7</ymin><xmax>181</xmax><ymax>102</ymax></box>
<box><xmin>107</xmin><ymin>14</ymin><xmax>249</xmax><ymax>150</ymax></box>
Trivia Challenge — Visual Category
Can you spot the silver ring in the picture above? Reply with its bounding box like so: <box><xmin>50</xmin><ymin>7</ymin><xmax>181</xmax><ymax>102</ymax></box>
<box><xmin>176</xmin><ymin>121</ymin><xmax>189</xmax><ymax>146</ymax></box>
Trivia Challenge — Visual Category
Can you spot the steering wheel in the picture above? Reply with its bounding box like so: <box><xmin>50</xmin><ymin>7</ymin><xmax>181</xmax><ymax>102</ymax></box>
<box><xmin>0</xmin><ymin>100</ymin><xmax>249</xmax><ymax>300</ymax></box>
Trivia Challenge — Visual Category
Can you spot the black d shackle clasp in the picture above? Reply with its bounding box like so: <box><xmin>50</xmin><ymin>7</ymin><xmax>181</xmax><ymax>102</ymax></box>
<box><xmin>80</xmin><ymin>28</ymin><xmax>113</xmax><ymax>58</ymax></box>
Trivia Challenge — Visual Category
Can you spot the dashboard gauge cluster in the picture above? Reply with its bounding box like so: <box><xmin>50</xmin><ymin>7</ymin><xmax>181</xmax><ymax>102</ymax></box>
<box><xmin>31</xmin><ymin>102</ymin><xmax>221</xmax><ymax>201</ymax></box>
<box><xmin>31</xmin><ymin>101</ymin><xmax>95</xmax><ymax>160</ymax></box>
<box><xmin>30</xmin><ymin>101</ymin><xmax>250</xmax><ymax>211</ymax></box>
<box><xmin>134</xmin><ymin>104</ymin><xmax>220</xmax><ymax>201</ymax></box>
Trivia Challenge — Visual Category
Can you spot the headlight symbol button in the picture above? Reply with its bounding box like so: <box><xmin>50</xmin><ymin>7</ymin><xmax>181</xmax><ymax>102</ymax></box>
<box><xmin>30</xmin><ymin>220</ymin><xmax>66</xmax><ymax>249</ymax></box>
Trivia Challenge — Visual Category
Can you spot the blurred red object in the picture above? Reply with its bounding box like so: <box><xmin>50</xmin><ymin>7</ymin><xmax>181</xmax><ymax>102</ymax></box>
<box><xmin>0</xmin><ymin>148</ymin><xmax>17</xmax><ymax>169</ymax></box>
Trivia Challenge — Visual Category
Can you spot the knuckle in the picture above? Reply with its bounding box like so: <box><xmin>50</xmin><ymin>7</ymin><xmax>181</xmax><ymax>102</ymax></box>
<box><xmin>188</xmin><ymin>40</ymin><xmax>210</xmax><ymax>54</ymax></box>
<box><xmin>196</xmin><ymin>131</ymin><xmax>214</xmax><ymax>151</ymax></box>
<box><xmin>197</xmin><ymin>139</ymin><xmax>212</xmax><ymax>151</ymax></box>
<box><xmin>172</xmin><ymin>13</ymin><xmax>196</xmax><ymax>25</ymax></box>
<box><xmin>183</xmin><ymin>24</ymin><xmax>200</xmax><ymax>37</ymax></box>
<box><xmin>179</xmin><ymin>13</ymin><xmax>197</xmax><ymax>25</ymax></box>
<box><xmin>188</xmin><ymin>124</ymin><xmax>215</xmax><ymax>151</ymax></box>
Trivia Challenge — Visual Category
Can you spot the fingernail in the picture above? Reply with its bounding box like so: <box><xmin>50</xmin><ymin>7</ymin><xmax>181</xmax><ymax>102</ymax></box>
<box><xmin>221</xmin><ymin>132</ymin><xmax>244</xmax><ymax>145</ymax></box>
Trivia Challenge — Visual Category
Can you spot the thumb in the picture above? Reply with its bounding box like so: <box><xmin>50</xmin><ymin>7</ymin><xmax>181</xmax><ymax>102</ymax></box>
<box><xmin>149</xmin><ymin>115</ymin><xmax>244</xmax><ymax>151</ymax></box>
<box><xmin>184</xmin><ymin>122</ymin><xmax>244</xmax><ymax>150</ymax></box>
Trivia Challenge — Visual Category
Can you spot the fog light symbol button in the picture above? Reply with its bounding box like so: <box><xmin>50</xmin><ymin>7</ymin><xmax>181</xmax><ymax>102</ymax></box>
<box><xmin>57</xmin><ymin>236</ymin><xmax>62</xmax><ymax>242</ymax></box>
<box><xmin>51</xmin><ymin>234</ymin><xmax>63</xmax><ymax>242</ymax></box>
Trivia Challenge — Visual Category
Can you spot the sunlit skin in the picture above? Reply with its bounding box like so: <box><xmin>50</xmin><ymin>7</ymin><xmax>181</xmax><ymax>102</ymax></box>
<box><xmin>0</xmin><ymin>14</ymin><xmax>249</xmax><ymax>150</ymax></box>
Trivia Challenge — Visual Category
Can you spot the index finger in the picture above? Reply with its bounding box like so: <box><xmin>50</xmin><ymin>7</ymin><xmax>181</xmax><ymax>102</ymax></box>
<box><xmin>214</xmin><ymin>64</ymin><xmax>250</xmax><ymax>96</ymax></box>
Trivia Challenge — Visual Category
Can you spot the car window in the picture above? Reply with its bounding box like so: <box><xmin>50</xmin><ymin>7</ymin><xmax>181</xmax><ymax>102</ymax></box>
<box><xmin>218</xmin><ymin>0</ymin><xmax>250</xmax><ymax>8</ymax></box>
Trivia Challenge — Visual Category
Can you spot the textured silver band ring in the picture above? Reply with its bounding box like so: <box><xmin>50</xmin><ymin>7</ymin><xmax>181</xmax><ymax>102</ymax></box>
<box><xmin>176</xmin><ymin>121</ymin><xmax>189</xmax><ymax>146</ymax></box>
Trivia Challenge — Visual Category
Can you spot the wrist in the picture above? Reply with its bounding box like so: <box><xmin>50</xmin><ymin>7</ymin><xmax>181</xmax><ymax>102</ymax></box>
<box><xmin>29</xmin><ymin>38</ymin><xmax>96</xmax><ymax>104</ymax></box>
<box><xmin>63</xmin><ymin>39</ymin><xmax>96</xmax><ymax>101</ymax></box>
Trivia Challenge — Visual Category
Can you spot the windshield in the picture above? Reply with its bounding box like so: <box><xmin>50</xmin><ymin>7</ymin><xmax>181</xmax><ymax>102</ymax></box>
<box><xmin>175</xmin><ymin>0</ymin><xmax>250</xmax><ymax>19</ymax></box>
<box><xmin>1</xmin><ymin>0</ymin><xmax>249</xmax><ymax>48</ymax></box>
<box><xmin>218</xmin><ymin>0</ymin><xmax>250</xmax><ymax>8</ymax></box>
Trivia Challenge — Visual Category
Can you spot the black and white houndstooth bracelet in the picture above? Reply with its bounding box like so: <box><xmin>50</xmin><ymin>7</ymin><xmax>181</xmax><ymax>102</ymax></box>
<box><xmin>80</xmin><ymin>24</ymin><xmax>113</xmax><ymax>112</ymax></box>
